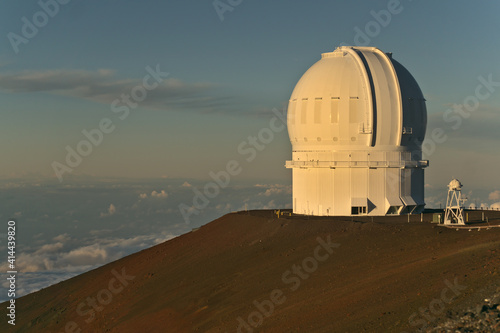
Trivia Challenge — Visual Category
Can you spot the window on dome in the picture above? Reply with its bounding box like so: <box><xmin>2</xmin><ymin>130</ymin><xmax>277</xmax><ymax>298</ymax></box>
<box><xmin>314</xmin><ymin>98</ymin><xmax>322</xmax><ymax>124</ymax></box>
<box><xmin>330</xmin><ymin>97</ymin><xmax>339</xmax><ymax>123</ymax></box>
<box><xmin>301</xmin><ymin>98</ymin><xmax>308</xmax><ymax>124</ymax></box>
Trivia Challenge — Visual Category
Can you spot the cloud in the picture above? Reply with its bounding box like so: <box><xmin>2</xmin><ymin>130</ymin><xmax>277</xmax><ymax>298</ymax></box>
<box><xmin>137</xmin><ymin>190</ymin><xmax>168</xmax><ymax>199</ymax></box>
<box><xmin>60</xmin><ymin>244</ymin><xmax>109</xmax><ymax>267</ymax></box>
<box><xmin>108</xmin><ymin>204</ymin><xmax>116</xmax><ymax>215</ymax></box>
<box><xmin>491</xmin><ymin>202</ymin><xmax>500</xmax><ymax>210</ymax></box>
<box><xmin>257</xmin><ymin>184</ymin><xmax>292</xmax><ymax>197</ymax></box>
<box><xmin>0</xmin><ymin>69</ymin><xmax>115</xmax><ymax>92</ymax></box>
<box><xmin>428</xmin><ymin>104</ymin><xmax>500</xmax><ymax>145</ymax></box>
<box><xmin>0</xmin><ymin>68</ymin><xmax>231</xmax><ymax>113</ymax></box>
<box><xmin>0</xmin><ymin>233</ymin><xmax>176</xmax><ymax>274</ymax></box>
<box><xmin>488</xmin><ymin>190</ymin><xmax>500</xmax><ymax>201</ymax></box>
<box><xmin>100</xmin><ymin>204</ymin><xmax>116</xmax><ymax>217</ymax></box>
<box><xmin>0</xmin><ymin>270</ymin><xmax>86</xmax><ymax>303</ymax></box>
<box><xmin>215</xmin><ymin>203</ymin><xmax>232</xmax><ymax>211</ymax></box>
<box><xmin>53</xmin><ymin>233</ymin><xmax>71</xmax><ymax>243</ymax></box>
<box><xmin>181</xmin><ymin>181</ymin><xmax>192</xmax><ymax>187</ymax></box>
<box><xmin>151</xmin><ymin>190</ymin><xmax>168</xmax><ymax>198</ymax></box>
<box><xmin>262</xmin><ymin>200</ymin><xmax>277</xmax><ymax>209</ymax></box>
<box><xmin>35</xmin><ymin>242</ymin><xmax>64</xmax><ymax>254</ymax></box>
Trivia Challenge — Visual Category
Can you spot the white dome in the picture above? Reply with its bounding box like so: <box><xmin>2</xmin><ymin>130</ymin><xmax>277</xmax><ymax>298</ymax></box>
<box><xmin>286</xmin><ymin>46</ymin><xmax>428</xmax><ymax>216</ymax></box>
<box><xmin>448</xmin><ymin>179</ymin><xmax>462</xmax><ymax>190</ymax></box>
<box><xmin>287</xmin><ymin>46</ymin><xmax>426</xmax><ymax>151</ymax></box>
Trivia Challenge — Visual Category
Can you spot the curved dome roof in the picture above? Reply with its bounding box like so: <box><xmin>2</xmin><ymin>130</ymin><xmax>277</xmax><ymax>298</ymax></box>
<box><xmin>287</xmin><ymin>46</ymin><xmax>426</xmax><ymax>151</ymax></box>
<box><xmin>448</xmin><ymin>179</ymin><xmax>463</xmax><ymax>190</ymax></box>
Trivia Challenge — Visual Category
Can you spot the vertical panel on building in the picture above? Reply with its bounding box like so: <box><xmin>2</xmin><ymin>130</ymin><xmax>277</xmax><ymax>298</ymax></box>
<box><xmin>351</xmin><ymin>167</ymin><xmax>368</xmax><ymax>211</ymax></box>
<box><xmin>411</xmin><ymin>168</ymin><xmax>425</xmax><ymax>207</ymax></box>
<box><xmin>310</xmin><ymin>168</ymin><xmax>317</xmax><ymax>215</ymax></box>
<box><xmin>385</xmin><ymin>168</ymin><xmax>403</xmax><ymax>214</ymax></box>
<box><xmin>316</xmin><ymin>168</ymin><xmax>325</xmax><ymax>215</ymax></box>
<box><xmin>314</xmin><ymin>98</ymin><xmax>322</xmax><ymax>124</ymax></box>
<box><xmin>302</xmin><ymin>168</ymin><xmax>311</xmax><ymax>214</ymax></box>
<box><xmin>331</xmin><ymin>97</ymin><xmax>339</xmax><ymax>123</ymax></box>
<box><xmin>293</xmin><ymin>168</ymin><xmax>305</xmax><ymax>214</ymax></box>
<box><xmin>368</xmin><ymin>167</ymin><xmax>385</xmax><ymax>215</ymax></box>
<box><xmin>325</xmin><ymin>169</ymin><xmax>334</xmax><ymax>215</ymax></box>
<box><xmin>334</xmin><ymin>168</ymin><xmax>350</xmax><ymax>215</ymax></box>
<box><xmin>301</xmin><ymin>98</ymin><xmax>308</xmax><ymax>125</ymax></box>
<box><xmin>400</xmin><ymin>168</ymin><xmax>417</xmax><ymax>213</ymax></box>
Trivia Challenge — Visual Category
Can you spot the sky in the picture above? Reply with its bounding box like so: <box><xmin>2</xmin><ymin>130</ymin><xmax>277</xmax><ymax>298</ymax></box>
<box><xmin>1</xmin><ymin>0</ymin><xmax>500</xmax><ymax>299</ymax></box>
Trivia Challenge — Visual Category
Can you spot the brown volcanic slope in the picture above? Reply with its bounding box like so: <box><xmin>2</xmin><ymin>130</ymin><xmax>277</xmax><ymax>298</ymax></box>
<box><xmin>2</xmin><ymin>210</ymin><xmax>500</xmax><ymax>333</ymax></box>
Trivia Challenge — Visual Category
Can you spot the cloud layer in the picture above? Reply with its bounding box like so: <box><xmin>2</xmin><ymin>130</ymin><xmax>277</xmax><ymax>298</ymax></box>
<box><xmin>0</xmin><ymin>232</ymin><xmax>175</xmax><ymax>274</ymax></box>
<box><xmin>0</xmin><ymin>178</ymin><xmax>293</xmax><ymax>300</ymax></box>
<box><xmin>0</xmin><ymin>68</ymin><xmax>232</xmax><ymax>113</ymax></box>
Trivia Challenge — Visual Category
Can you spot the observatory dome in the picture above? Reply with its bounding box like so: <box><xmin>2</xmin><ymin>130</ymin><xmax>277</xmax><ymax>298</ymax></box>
<box><xmin>286</xmin><ymin>46</ymin><xmax>428</xmax><ymax>216</ymax></box>
<box><xmin>448</xmin><ymin>179</ymin><xmax>462</xmax><ymax>190</ymax></box>
<box><xmin>287</xmin><ymin>46</ymin><xmax>426</xmax><ymax>149</ymax></box>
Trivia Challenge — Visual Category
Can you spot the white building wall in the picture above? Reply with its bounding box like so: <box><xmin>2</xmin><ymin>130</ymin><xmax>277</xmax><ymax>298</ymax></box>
<box><xmin>368</xmin><ymin>168</ymin><xmax>385</xmax><ymax>215</ymax></box>
<box><xmin>287</xmin><ymin>46</ymin><xmax>427</xmax><ymax>216</ymax></box>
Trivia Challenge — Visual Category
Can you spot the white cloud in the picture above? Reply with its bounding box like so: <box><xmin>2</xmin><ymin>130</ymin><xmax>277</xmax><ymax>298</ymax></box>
<box><xmin>488</xmin><ymin>190</ymin><xmax>500</xmax><ymax>201</ymax></box>
<box><xmin>151</xmin><ymin>190</ymin><xmax>168</xmax><ymax>198</ymax></box>
<box><xmin>181</xmin><ymin>181</ymin><xmax>192</xmax><ymax>187</ymax></box>
<box><xmin>0</xmin><ymin>69</ymin><xmax>229</xmax><ymax>113</ymax></box>
<box><xmin>480</xmin><ymin>203</ymin><xmax>489</xmax><ymax>209</ymax></box>
<box><xmin>100</xmin><ymin>204</ymin><xmax>116</xmax><ymax>217</ymax></box>
<box><xmin>257</xmin><ymin>184</ymin><xmax>292</xmax><ymax>197</ymax></box>
<box><xmin>53</xmin><ymin>233</ymin><xmax>70</xmax><ymax>243</ymax></box>
<box><xmin>215</xmin><ymin>203</ymin><xmax>232</xmax><ymax>211</ymax></box>
<box><xmin>139</xmin><ymin>193</ymin><xmax>147</xmax><ymax>199</ymax></box>
<box><xmin>0</xmin><ymin>270</ymin><xmax>87</xmax><ymax>302</ymax></box>
<box><xmin>263</xmin><ymin>200</ymin><xmax>277</xmax><ymax>209</ymax></box>
<box><xmin>60</xmin><ymin>244</ymin><xmax>109</xmax><ymax>267</ymax></box>
<box><xmin>0</xmin><ymin>233</ymin><xmax>176</xmax><ymax>274</ymax></box>
<box><xmin>490</xmin><ymin>202</ymin><xmax>500</xmax><ymax>210</ymax></box>
<box><xmin>35</xmin><ymin>242</ymin><xmax>64</xmax><ymax>254</ymax></box>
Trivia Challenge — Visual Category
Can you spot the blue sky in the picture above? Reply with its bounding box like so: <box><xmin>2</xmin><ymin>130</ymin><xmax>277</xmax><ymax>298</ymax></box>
<box><xmin>1</xmin><ymin>0</ymin><xmax>499</xmax><ymax>184</ymax></box>
<box><xmin>1</xmin><ymin>0</ymin><xmax>500</xmax><ymax>299</ymax></box>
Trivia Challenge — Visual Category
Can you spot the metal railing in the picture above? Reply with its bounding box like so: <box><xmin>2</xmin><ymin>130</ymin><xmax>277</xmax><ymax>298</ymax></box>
<box><xmin>285</xmin><ymin>159</ymin><xmax>429</xmax><ymax>169</ymax></box>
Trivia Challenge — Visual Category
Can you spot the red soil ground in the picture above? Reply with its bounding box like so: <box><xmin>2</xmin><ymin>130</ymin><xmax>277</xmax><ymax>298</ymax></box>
<box><xmin>2</xmin><ymin>210</ymin><xmax>500</xmax><ymax>332</ymax></box>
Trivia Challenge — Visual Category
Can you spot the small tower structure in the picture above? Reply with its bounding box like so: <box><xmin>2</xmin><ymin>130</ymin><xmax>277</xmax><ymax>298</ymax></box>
<box><xmin>444</xmin><ymin>179</ymin><xmax>466</xmax><ymax>225</ymax></box>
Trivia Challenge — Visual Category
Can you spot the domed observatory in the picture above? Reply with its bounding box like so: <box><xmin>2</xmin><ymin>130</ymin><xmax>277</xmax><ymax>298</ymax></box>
<box><xmin>286</xmin><ymin>46</ymin><xmax>428</xmax><ymax>216</ymax></box>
